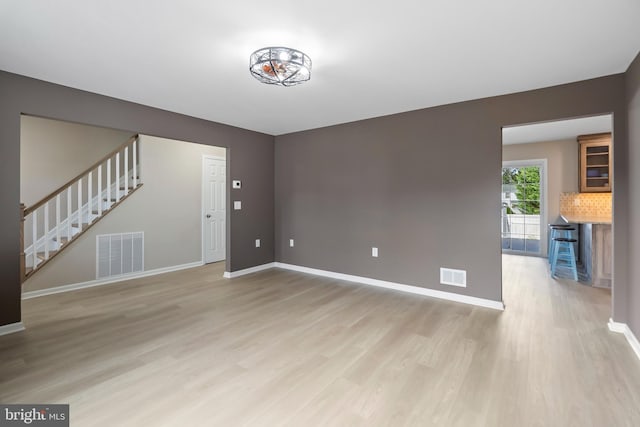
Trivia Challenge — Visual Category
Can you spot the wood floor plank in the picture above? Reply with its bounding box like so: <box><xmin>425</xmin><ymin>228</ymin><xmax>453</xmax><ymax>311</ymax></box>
<box><xmin>1</xmin><ymin>256</ymin><xmax>640</xmax><ymax>426</ymax></box>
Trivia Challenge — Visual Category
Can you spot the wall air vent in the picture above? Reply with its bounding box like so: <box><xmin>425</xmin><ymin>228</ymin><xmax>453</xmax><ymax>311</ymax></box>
<box><xmin>97</xmin><ymin>232</ymin><xmax>143</xmax><ymax>279</ymax></box>
<box><xmin>440</xmin><ymin>267</ymin><xmax>467</xmax><ymax>287</ymax></box>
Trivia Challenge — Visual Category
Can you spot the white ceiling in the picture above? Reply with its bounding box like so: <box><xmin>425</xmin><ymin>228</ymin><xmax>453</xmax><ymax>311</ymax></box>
<box><xmin>502</xmin><ymin>115</ymin><xmax>612</xmax><ymax>145</ymax></box>
<box><xmin>0</xmin><ymin>1</ymin><xmax>638</xmax><ymax>136</ymax></box>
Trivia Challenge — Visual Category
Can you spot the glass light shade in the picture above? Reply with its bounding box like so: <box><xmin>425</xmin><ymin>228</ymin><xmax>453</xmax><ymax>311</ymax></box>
<box><xmin>249</xmin><ymin>47</ymin><xmax>312</xmax><ymax>87</ymax></box>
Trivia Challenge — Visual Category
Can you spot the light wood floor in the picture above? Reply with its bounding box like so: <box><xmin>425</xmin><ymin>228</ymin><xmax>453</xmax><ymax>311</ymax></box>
<box><xmin>2</xmin><ymin>255</ymin><xmax>640</xmax><ymax>426</ymax></box>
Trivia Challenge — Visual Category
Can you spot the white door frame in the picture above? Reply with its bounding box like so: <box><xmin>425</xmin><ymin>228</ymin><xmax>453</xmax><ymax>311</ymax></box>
<box><xmin>202</xmin><ymin>154</ymin><xmax>226</xmax><ymax>264</ymax></box>
<box><xmin>502</xmin><ymin>158</ymin><xmax>548</xmax><ymax>257</ymax></box>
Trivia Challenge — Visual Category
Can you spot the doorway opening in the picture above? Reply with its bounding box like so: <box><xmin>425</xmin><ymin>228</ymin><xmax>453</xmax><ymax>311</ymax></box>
<box><xmin>501</xmin><ymin>114</ymin><xmax>614</xmax><ymax>309</ymax></box>
<box><xmin>20</xmin><ymin>115</ymin><xmax>229</xmax><ymax>295</ymax></box>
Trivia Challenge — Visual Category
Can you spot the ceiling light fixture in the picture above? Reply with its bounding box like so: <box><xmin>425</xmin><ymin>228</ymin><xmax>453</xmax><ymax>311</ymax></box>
<box><xmin>249</xmin><ymin>47</ymin><xmax>312</xmax><ymax>87</ymax></box>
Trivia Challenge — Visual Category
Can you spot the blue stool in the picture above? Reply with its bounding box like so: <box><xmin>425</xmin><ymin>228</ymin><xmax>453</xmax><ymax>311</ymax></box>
<box><xmin>548</xmin><ymin>225</ymin><xmax>574</xmax><ymax>263</ymax></box>
<box><xmin>550</xmin><ymin>237</ymin><xmax>578</xmax><ymax>281</ymax></box>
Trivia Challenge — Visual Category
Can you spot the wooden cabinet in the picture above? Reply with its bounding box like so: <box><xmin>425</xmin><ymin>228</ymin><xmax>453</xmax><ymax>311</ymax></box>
<box><xmin>578</xmin><ymin>133</ymin><xmax>612</xmax><ymax>192</ymax></box>
<box><xmin>579</xmin><ymin>223</ymin><xmax>612</xmax><ymax>288</ymax></box>
<box><xmin>593</xmin><ymin>224</ymin><xmax>612</xmax><ymax>288</ymax></box>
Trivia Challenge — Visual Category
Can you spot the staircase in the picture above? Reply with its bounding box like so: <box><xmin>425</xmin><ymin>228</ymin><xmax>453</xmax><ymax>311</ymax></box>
<box><xmin>20</xmin><ymin>135</ymin><xmax>143</xmax><ymax>282</ymax></box>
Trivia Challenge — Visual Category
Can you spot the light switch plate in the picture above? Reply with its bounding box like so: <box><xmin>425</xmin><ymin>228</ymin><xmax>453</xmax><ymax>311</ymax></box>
<box><xmin>234</xmin><ymin>201</ymin><xmax>242</xmax><ymax>210</ymax></box>
<box><xmin>372</xmin><ymin>247</ymin><xmax>378</xmax><ymax>257</ymax></box>
<box><xmin>232</xmin><ymin>180</ymin><xmax>241</xmax><ymax>189</ymax></box>
<box><xmin>289</xmin><ymin>239</ymin><xmax>294</xmax><ymax>247</ymax></box>
<box><xmin>255</xmin><ymin>239</ymin><xmax>261</xmax><ymax>248</ymax></box>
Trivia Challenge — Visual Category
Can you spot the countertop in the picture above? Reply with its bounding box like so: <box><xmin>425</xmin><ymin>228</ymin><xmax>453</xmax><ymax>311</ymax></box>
<box><xmin>561</xmin><ymin>214</ymin><xmax>612</xmax><ymax>225</ymax></box>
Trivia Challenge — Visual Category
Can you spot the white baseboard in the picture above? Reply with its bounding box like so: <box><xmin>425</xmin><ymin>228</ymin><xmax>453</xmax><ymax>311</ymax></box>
<box><xmin>224</xmin><ymin>262</ymin><xmax>276</xmax><ymax>278</ymax></box>
<box><xmin>608</xmin><ymin>318</ymin><xmax>640</xmax><ymax>361</ymax></box>
<box><xmin>274</xmin><ymin>262</ymin><xmax>505</xmax><ymax>311</ymax></box>
<box><xmin>22</xmin><ymin>261</ymin><xmax>204</xmax><ymax>300</ymax></box>
<box><xmin>608</xmin><ymin>319</ymin><xmax>626</xmax><ymax>333</ymax></box>
<box><xmin>0</xmin><ymin>322</ymin><xmax>25</xmax><ymax>336</ymax></box>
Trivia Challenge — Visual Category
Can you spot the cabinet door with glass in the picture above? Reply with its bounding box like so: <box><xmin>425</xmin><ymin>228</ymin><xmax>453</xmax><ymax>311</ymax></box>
<box><xmin>579</xmin><ymin>133</ymin><xmax>611</xmax><ymax>193</ymax></box>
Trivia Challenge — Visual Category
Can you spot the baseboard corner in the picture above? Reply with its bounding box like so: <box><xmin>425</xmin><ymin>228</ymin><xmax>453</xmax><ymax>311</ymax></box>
<box><xmin>608</xmin><ymin>318</ymin><xmax>640</xmax><ymax>361</ymax></box>
<box><xmin>224</xmin><ymin>262</ymin><xmax>276</xmax><ymax>279</ymax></box>
<box><xmin>608</xmin><ymin>318</ymin><xmax>626</xmax><ymax>333</ymax></box>
<box><xmin>0</xmin><ymin>321</ymin><xmax>25</xmax><ymax>336</ymax></box>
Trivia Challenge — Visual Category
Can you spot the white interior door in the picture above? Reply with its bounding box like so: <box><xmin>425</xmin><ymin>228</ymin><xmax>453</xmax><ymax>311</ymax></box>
<box><xmin>203</xmin><ymin>156</ymin><xmax>226</xmax><ymax>263</ymax></box>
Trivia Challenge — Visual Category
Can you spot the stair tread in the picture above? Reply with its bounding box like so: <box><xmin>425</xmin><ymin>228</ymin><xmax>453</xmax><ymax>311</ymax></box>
<box><xmin>36</xmin><ymin>250</ymin><xmax>58</xmax><ymax>260</ymax></box>
<box><xmin>107</xmin><ymin>185</ymin><xmax>139</xmax><ymax>196</ymax></box>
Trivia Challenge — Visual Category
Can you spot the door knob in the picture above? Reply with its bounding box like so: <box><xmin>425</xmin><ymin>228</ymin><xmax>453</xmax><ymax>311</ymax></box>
<box><xmin>206</xmin><ymin>214</ymin><xmax>211</xmax><ymax>218</ymax></box>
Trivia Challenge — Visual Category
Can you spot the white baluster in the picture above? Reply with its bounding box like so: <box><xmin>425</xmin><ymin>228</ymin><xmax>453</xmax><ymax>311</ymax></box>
<box><xmin>98</xmin><ymin>165</ymin><xmax>103</xmax><ymax>216</ymax></box>
<box><xmin>32</xmin><ymin>210</ymin><xmax>38</xmax><ymax>268</ymax></box>
<box><xmin>133</xmin><ymin>138</ymin><xmax>138</xmax><ymax>188</ymax></box>
<box><xmin>44</xmin><ymin>202</ymin><xmax>49</xmax><ymax>259</ymax></box>
<box><xmin>88</xmin><ymin>171</ymin><xmax>93</xmax><ymax>224</ymax></box>
<box><xmin>56</xmin><ymin>194</ymin><xmax>61</xmax><ymax>250</ymax></box>
<box><xmin>116</xmin><ymin>152</ymin><xmax>120</xmax><ymax>202</ymax></box>
<box><xmin>67</xmin><ymin>187</ymin><xmax>72</xmax><ymax>240</ymax></box>
<box><xmin>107</xmin><ymin>158</ymin><xmax>112</xmax><ymax>209</ymax></box>
<box><xmin>77</xmin><ymin>178</ymin><xmax>83</xmax><ymax>232</ymax></box>
<box><xmin>124</xmin><ymin>146</ymin><xmax>129</xmax><ymax>195</ymax></box>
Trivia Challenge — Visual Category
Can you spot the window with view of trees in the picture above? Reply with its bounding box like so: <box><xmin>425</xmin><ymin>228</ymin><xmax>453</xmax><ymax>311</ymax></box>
<box><xmin>502</xmin><ymin>164</ymin><xmax>542</xmax><ymax>254</ymax></box>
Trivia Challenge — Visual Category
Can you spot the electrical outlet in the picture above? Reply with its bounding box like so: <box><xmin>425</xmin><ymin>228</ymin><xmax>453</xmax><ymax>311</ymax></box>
<box><xmin>255</xmin><ymin>239</ymin><xmax>261</xmax><ymax>248</ymax></box>
<box><xmin>574</xmin><ymin>198</ymin><xmax>580</xmax><ymax>206</ymax></box>
<box><xmin>234</xmin><ymin>201</ymin><xmax>242</xmax><ymax>210</ymax></box>
<box><xmin>289</xmin><ymin>239</ymin><xmax>294</xmax><ymax>247</ymax></box>
<box><xmin>372</xmin><ymin>247</ymin><xmax>378</xmax><ymax>257</ymax></box>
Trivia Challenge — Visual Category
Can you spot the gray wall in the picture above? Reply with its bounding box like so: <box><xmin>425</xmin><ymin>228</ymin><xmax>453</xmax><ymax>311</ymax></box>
<box><xmin>0</xmin><ymin>70</ymin><xmax>274</xmax><ymax>327</ymax></box>
<box><xmin>23</xmin><ymin>135</ymin><xmax>226</xmax><ymax>292</ymax></box>
<box><xmin>503</xmin><ymin>139</ymin><xmax>580</xmax><ymax>255</ymax></box>
<box><xmin>21</xmin><ymin>115</ymin><xmax>132</xmax><ymax>206</ymax></box>
<box><xmin>3</xmin><ymin>63</ymin><xmax>637</xmax><ymax>331</ymax></box>
<box><xmin>275</xmin><ymin>75</ymin><xmax>628</xmax><ymax>310</ymax></box>
<box><xmin>626</xmin><ymin>51</ymin><xmax>640</xmax><ymax>338</ymax></box>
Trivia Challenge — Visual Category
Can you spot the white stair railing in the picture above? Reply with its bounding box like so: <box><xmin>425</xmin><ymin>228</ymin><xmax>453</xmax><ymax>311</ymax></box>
<box><xmin>20</xmin><ymin>135</ymin><xmax>142</xmax><ymax>281</ymax></box>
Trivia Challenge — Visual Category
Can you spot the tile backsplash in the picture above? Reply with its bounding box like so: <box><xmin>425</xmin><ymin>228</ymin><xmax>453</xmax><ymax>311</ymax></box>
<box><xmin>560</xmin><ymin>192</ymin><xmax>612</xmax><ymax>217</ymax></box>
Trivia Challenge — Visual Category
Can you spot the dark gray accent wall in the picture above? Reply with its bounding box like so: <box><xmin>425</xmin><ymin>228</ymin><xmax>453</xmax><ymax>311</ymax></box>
<box><xmin>0</xmin><ymin>71</ymin><xmax>274</xmax><ymax>327</ymax></box>
<box><xmin>626</xmin><ymin>51</ymin><xmax>640</xmax><ymax>338</ymax></box>
<box><xmin>275</xmin><ymin>75</ymin><xmax>628</xmax><ymax>310</ymax></box>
